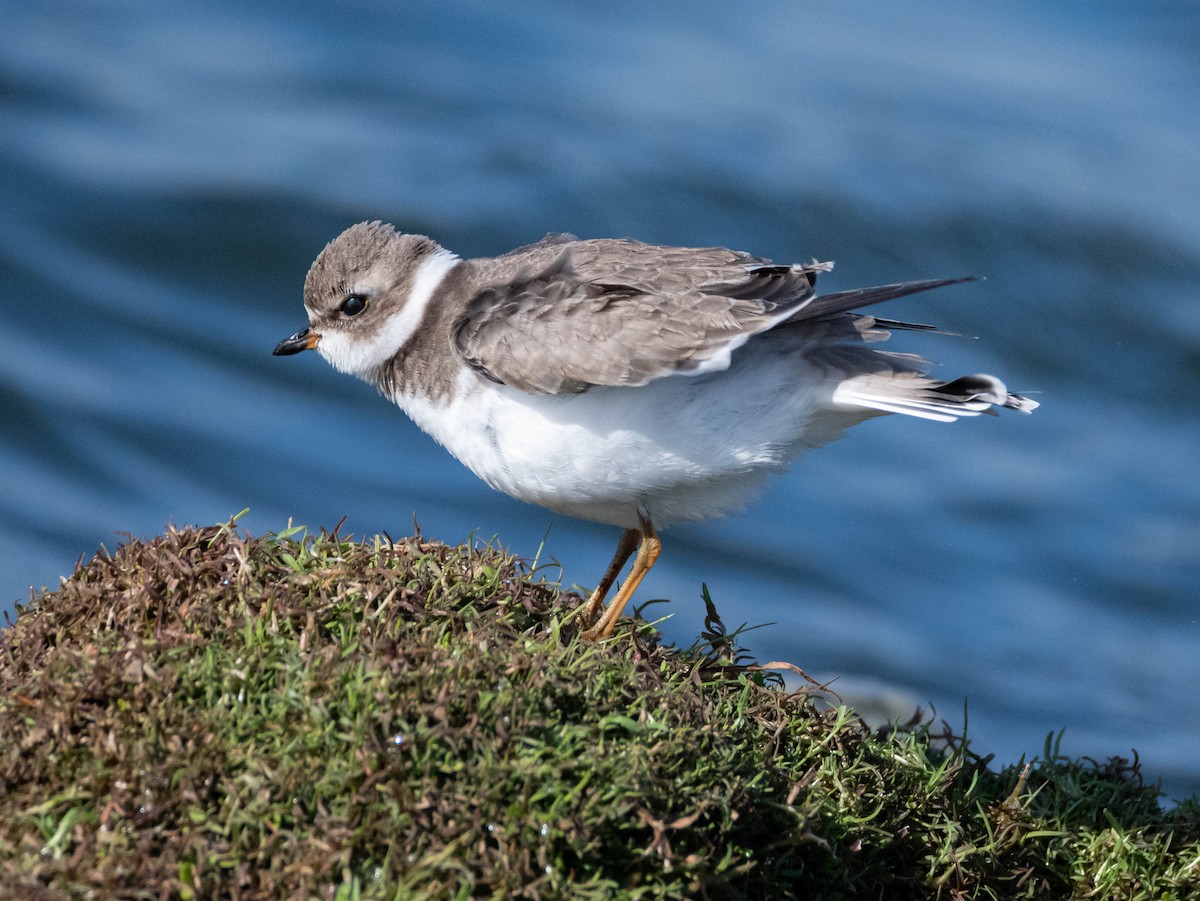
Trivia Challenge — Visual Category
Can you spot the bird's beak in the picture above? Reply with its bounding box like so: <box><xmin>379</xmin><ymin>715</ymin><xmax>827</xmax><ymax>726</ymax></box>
<box><xmin>273</xmin><ymin>327</ymin><xmax>319</xmax><ymax>356</ymax></box>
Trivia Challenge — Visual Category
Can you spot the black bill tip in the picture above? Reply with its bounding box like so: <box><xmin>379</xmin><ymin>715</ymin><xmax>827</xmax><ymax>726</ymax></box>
<box><xmin>273</xmin><ymin>328</ymin><xmax>316</xmax><ymax>356</ymax></box>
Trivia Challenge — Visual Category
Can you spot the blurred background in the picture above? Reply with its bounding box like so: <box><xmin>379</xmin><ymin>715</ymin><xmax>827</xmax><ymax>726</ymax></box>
<box><xmin>2</xmin><ymin>1</ymin><xmax>1198</xmax><ymax>798</ymax></box>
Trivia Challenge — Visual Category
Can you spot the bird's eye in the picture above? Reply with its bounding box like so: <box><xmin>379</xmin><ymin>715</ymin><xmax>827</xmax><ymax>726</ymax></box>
<box><xmin>340</xmin><ymin>294</ymin><xmax>368</xmax><ymax>316</ymax></box>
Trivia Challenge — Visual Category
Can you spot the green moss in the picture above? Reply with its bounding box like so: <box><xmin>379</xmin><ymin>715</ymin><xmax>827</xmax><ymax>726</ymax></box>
<box><xmin>2</xmin><ymin>521</ymin><xmax>1197</xmax><ymax>899</ymax></box>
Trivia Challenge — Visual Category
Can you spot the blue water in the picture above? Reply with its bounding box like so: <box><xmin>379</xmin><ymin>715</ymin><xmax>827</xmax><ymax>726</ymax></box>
<box><xmin>2</xmin><ymin>1</ymin><xmax>1198</xmax><ymax>798</ymax></box>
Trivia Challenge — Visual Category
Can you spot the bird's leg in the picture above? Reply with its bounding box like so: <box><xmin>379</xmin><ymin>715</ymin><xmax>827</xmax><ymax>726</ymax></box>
<box><xmin>580</xmin><ymin>527</ymin><xmax>639</xmax><ymax>625</ymax></box>
<box><xmin>581</xmin><ymin>513</ymin><xmax>660</xmax><ymax>640</ymax></box>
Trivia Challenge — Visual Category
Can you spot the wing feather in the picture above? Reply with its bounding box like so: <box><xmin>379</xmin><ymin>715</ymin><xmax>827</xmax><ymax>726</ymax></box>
<box><xmin>453</xmin><ymin>239</ymin><xmax>824</xmax><ymax>394</ymax></box>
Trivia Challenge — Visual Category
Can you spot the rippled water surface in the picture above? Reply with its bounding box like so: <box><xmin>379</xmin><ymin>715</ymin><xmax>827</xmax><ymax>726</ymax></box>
<box><xmin>3</xmin><ymin>1</ymin><xmax>1198</xmax><ymax>797</ymax></box>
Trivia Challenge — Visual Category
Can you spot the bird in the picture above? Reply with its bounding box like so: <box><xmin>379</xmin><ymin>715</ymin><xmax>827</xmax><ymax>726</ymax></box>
<box><xmin>274</xmin><ymin>221</ymin><xmax>1037</xmax><ymax>639</ymax></box>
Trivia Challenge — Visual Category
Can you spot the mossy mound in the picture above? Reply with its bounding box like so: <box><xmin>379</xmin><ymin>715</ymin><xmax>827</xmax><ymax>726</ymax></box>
<box><xmin>2</xmin><ymin>522</ymin><xmax>1198</xmax><ymax>899</ymax></box>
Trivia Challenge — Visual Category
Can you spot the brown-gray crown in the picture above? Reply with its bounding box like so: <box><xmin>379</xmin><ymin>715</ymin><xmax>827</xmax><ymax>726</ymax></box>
<box><xmin>302</xmin><ymin>221</ymin><xmax>441</xmax><ymax>324</ymax></box>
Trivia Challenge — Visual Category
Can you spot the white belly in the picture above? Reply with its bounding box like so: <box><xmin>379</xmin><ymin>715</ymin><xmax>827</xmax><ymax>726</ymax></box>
<box><xmin>397</xmin><ymin>356</ymin><xmax>858</xmax><ymax>529</ymax></box>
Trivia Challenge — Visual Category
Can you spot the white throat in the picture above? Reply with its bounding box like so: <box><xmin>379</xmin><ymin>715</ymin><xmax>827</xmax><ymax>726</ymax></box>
<box><xmin>316</xmin><ymin>247</ymin><xmax>459</xmax><ymax>378</ymax></box>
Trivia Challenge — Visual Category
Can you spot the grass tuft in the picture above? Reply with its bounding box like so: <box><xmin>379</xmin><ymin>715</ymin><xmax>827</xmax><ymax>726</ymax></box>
<box><xmin>2</xmin><ymin>521</ymin><xmax>1197</xmax><ymax>899</ymax></box>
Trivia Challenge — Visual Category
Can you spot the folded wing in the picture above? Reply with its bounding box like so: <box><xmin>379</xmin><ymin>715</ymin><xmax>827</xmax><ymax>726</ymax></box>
<box><xmin>453</xmin><ymin>238</ymin><xmax>827</xmax><ymax>394</ymax></box>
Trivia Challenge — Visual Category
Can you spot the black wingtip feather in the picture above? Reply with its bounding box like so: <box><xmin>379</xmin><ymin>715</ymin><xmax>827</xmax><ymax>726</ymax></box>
<box><xmin>793</xmin><ymin>276</ymin><xmax>980</xmax><ymax>322</ymax></box>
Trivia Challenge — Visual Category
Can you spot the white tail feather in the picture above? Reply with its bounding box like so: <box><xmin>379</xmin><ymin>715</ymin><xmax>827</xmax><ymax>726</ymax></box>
<box><xmin>831</xmin><ymin>371</ymin><xmax>1029</xmax><ymax>422</ymax></box>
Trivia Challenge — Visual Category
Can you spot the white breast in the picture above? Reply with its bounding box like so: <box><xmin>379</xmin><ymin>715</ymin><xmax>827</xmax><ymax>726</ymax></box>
<box><xmin>395</xmin><ymin>351</ymin><xmax>851</xmax><ymax>529</ymax></box>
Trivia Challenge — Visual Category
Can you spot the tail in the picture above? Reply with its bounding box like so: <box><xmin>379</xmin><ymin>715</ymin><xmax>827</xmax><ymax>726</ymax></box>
<box><xmin>833</xmin><ymin>372</ymin><xmax>1039</xmax><ymax>422</ymax></box>
<box><xmin>788</xmin><ymin>275</ymin><xmax>1038</xmax><ymax>422</ymax></box>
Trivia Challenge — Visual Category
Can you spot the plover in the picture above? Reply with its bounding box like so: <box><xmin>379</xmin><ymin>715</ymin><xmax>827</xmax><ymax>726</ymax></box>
<box><xmin>274</xmin><ymin>221</ymin><xmax>1037</xmax><ymax>639</ymax></box>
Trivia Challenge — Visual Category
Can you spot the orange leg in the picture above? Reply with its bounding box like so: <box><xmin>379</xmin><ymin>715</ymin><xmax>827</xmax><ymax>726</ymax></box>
<box><xmin>580</xmin><ymin>527</ymin><xmax>639</xmax><ymax>624</ymax></box>
<box><xmin>581</xmin><ymin>514</ymin><xmax>661</xmax><ymax>640</ymax></box>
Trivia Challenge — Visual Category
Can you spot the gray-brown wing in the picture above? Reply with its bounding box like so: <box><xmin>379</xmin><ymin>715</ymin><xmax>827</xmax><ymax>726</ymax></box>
<box><xmin>452</xmin><ymin>239</ymin><xmax>826</xmax><ymax>394</ymax></box>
